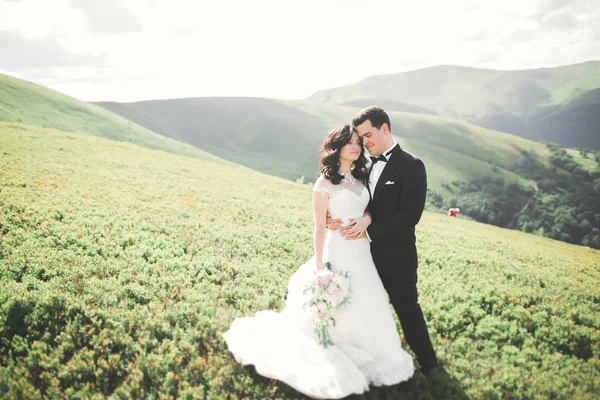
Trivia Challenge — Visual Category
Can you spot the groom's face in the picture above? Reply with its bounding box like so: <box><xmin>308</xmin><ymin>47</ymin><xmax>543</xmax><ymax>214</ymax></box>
<box><xmin>355</xmin><ymin>120</ymin><xmax>388</xmax><ymax>157</ymax></box>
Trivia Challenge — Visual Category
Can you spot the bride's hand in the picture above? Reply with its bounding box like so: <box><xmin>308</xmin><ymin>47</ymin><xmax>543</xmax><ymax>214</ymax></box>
<box><xmin>340</xmin><ymin>215</ymin><xmax>371</xmax><ymax>240</ymax></box>
<box><xmin>316</xmin><ymin>261</ymin><xmax>326</xmax><ymax>271</ymax></box>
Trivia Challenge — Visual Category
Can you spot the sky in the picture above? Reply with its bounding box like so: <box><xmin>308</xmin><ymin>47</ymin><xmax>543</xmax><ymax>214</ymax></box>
<box><xmin>1</xmin><ymin>0</ymin><xmax>599</xmax><ymax>102</ymax></box>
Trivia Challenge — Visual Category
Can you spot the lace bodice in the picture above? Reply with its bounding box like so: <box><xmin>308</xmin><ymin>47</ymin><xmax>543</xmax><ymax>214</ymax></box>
<box><xmin>313</xmin><ymin>173</ymin><xmax>369</xmax><ymax>226</ymax></box>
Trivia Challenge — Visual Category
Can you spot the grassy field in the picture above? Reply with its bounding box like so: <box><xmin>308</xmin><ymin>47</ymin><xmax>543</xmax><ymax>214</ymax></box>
<box><xmin>1</xmin><ymin>122</ymin><xmax>599</xmax><ymax>399</ymax></box>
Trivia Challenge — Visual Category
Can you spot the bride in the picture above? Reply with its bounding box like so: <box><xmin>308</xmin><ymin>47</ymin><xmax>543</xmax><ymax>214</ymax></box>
<box><xmin>223</xmin><ymin>125</ymin><xmax>414</xmax><ymax>399</ymax></box>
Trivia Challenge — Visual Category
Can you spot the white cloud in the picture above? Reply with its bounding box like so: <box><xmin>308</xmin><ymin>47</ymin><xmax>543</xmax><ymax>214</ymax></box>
<box><xmin>69</xmin><ymin>0</ymin><xmax>142</xmax><ymax>36</ymax></box>
<box><xmin>0</xmin><ymin>0</ymin><xmax>598</xmax><ymax>102</ymax></box>
<box><xmin>0</xmin><ymin>29</ymin><xmax>109</xmax><ymax>70</ymax></box>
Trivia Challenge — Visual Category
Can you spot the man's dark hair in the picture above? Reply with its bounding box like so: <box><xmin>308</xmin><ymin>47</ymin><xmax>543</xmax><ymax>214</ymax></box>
<box><xmin>352</xmin><ymin>106</ymin><xmax>391</xmax><ymax>131</ymax></box>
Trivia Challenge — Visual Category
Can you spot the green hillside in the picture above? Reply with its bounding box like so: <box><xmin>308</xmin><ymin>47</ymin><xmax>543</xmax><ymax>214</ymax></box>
<box><xmin>306</xmin><ymin>61</ymin><xmax>600</xmax><ymax>150</ymax></box>
<box><xmin>1</xmin><ymin>122</ymin><xmax>599</xmax><ymax>399</ymax></box>
<box><xmin>0</xmin><ymin>73</ymin><xmax>223</xmax><ymax>163</ymax></box>
<box><xmin>98</xmin><ymin>97</ymin><xmax>600</xmax><ymax>248</ymax></box>
<box><xmin>340</xmin><ymin>98</ymin><xmax>438</xmax><ymax>115</ymax></box>
<box><xmin>97</xmin><ymin>97</ymin><xmax>324</xmax><ymax>180</ymax></box>
<box><xmin>98</xmin><ymin>98</ymin><xmax>552</xmax><ymax>187</ymax></box>
<box><xmin>521</xmin><ymin>88</ymin><xmax>600</xmax><ymax>149</ymax></box>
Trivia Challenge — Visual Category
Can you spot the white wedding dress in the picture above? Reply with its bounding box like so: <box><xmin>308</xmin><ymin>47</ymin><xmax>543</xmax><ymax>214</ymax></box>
<box><xmin>223</xmin><ymin>173</ymin><xmax>414</xmax><ymax>399</ymax></box>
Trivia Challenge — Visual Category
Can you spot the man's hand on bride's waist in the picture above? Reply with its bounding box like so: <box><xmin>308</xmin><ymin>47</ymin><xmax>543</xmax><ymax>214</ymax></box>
<box><xmin>339</xmin><ymin>215</ymin><xmax>371</xmax><ymax>240</ymax></box>
<box><xmin>325</xmin><ymin>211</ymin><xmax>343</xmax><ymax>231</ymax></box>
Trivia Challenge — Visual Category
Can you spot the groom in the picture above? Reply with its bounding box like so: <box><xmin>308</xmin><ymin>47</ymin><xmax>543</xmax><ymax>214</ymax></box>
<box><xmin>328</xmin><ymin>106</ymin><xmax>438</xmax><ymax>375</ymax></box>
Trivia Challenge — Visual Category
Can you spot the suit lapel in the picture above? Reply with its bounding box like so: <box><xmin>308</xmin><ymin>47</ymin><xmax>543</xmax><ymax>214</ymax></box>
<box><xmin>372</xmin><ymin>145</ymin><xmax>403</xmax><ymax>203</ymax></box>
<box><xmin>366</xmin><ymin>162</ymin><xmax>374</xmax><ymax>202</ymax></box>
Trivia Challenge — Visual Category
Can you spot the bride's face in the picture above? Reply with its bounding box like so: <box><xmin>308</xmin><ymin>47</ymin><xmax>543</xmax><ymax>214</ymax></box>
<box><xmin>339</xmin><ymin>132</ymin><xmax>362</xmax><ymax>163</ymax></box>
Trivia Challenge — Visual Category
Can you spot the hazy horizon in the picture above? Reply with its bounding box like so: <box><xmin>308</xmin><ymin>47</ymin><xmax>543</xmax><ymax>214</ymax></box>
<box><xmin>1</xmin><ymin>0</ymin><xmax>599</xmax><ymax>102</ymax></box>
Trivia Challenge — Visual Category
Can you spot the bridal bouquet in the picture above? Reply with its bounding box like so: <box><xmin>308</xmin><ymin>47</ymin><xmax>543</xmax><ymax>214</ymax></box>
<box><xmin>303</xmin><ymin>262</ymin><xmax>352</xmax><ymax>348</ymax></box>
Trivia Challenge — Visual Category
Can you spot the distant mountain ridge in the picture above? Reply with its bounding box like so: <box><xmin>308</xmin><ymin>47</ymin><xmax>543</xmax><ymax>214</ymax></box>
<box><xmin>96</xmin><ymin>97</ymin><xmax>546</xmax><ymax>187</ymax></box>
<box><xmin>306</xmin><ymin>61</ymin><xmax>600</xmax><ymax>150</ymax></box>
<box><xmin>339</xmin><ymin>98</ymin><xmax>437</xmax><ymax>115</ymax></box>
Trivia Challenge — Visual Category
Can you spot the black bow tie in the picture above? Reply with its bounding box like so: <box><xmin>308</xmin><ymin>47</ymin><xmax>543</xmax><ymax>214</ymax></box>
<box><xmin>370</xmin><ymin>154</ymin><xmax>388</xmax><ymax>164</ymax></box>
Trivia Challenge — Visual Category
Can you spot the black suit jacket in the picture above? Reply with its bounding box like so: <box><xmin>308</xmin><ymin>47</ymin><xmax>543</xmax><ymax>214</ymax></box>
<box><xmin>366</xmin><ymin>145</ymin><xmax>427</xmax><ymax>274</ymax></box>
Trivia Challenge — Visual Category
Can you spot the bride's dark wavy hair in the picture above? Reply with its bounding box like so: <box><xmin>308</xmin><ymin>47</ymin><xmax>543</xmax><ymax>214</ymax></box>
<box><xmin>319</xmin><ymin>124</ymin><xmax>369</xmax><ymax>185</ymax></box>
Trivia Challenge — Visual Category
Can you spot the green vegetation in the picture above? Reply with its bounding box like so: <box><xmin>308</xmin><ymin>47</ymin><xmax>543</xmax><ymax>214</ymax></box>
<box><xmin>97</xmin><ymin>97</ymin><xmax>324</xmax><ymax>181</ymax></box>
<box><xmin>307</xmin><ymin>61</ymin><xmax>600</xmax><ymax>149</ymax></box>
<box><xmin>0</xmin><ymin>73</ymin><xmax>223</xmax><ymax>163</ymax></box>
<box><xmin>428</xmin><ymin>143</ymin><xmax>600</xmax><ymax>248</ymax></box>
<box><xmin>520</xmin><ymin>88</ymin><xmax>600</xmax><ymax>150</ymax></box>
<box><xmin>428</xmin><ymin>177</ymin><xmax>534</xmax><ymax>227</ymax></box>
<box><xmin>516</xmin><ymin>144</ymin><xmax>600</xmax><ymax>248</ymax></box>
<box><xmin>1</xmin><ymin>122</ymin><xmax>599</xmax><ymax>399</ymax></box>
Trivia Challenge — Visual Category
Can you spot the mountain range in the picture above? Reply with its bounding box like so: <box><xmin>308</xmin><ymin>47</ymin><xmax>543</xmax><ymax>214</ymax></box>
<box><xmin>307</xmin><ymin>61</ymin><xmax>600</xmax><ymax>150</ymax></box>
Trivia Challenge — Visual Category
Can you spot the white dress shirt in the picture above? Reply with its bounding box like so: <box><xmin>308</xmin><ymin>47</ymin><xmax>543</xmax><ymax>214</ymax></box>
<box><xmin>366</xmin><ymin>141</ymin><xmax>398</xmax><ymax>242</ymax></box>
<box><xmin>369</xmin><ymin>141</ymin><xmax>398</xmax><ymax>192</ymax></box>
